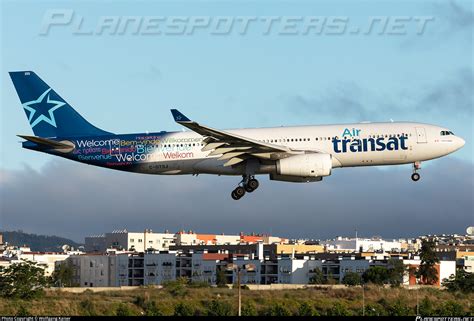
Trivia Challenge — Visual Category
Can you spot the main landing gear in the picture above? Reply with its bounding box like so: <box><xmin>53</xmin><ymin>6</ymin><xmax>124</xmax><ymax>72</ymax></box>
<box><xmin>411</xmin><ymin>161</ymin><xmax>421</xmax><ymax>182</ymax></box>
<box><xmin>231</xmin><ymin>175</ymin><xmax>260</xmax><ymax>200</ymax></box>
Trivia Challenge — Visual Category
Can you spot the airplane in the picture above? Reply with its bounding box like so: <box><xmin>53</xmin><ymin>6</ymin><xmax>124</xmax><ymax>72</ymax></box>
<box><xmin>9</xmin><ymin>71</ymin><xmax>465</xmax><ymax>200</ymax></box>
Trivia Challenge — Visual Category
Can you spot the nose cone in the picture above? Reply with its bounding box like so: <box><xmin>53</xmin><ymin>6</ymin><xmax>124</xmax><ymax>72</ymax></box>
<box><xmin>458</xmin><ymin>137</ymin><xmax>466</xmax><ymax>149</ymax></box>
<box><xmin>452</xmin><ymin>136</ymin><xmax>465</xmax><ymax>152</ymax></box>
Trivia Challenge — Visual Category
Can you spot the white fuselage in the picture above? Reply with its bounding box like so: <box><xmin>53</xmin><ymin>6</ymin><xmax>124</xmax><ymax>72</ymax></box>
<box><xmin>128</xmin><ymin>121</ymin><xmax>464</xmax><ymax>176</ymax></box>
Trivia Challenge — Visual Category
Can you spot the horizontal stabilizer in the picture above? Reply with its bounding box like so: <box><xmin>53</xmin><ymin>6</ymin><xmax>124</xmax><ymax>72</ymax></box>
<box><xmin>18</xmin><ymin>135</ymin><xmax>75</xmax><ymax>150</ymax></box>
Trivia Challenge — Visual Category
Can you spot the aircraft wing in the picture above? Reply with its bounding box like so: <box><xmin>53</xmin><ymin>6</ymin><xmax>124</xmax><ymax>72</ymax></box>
<box><xmin>170</xmin><ymin>109</ymin><xmax>301</xmax><ymax>166</ymax></box>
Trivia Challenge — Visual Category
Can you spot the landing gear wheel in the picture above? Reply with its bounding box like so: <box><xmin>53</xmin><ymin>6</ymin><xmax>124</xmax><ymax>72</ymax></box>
<box><xmin>245</xmin><ymin>185</ymin><xmax>255</xmax><ymax>193</ymax></box>
<box><xmin>247</xmin><ymin>179</ymin><xmax>259</xmax><ymax>191</ymax></box>
<box><xmin>411</xmin><ymin>173</ymin><xmax>420</xmax><ymax>182</ymax></box>
<box><xmin>232</xmin><ymin>186</ymin><xmax>246</xmax><ymax>200</ymax></box>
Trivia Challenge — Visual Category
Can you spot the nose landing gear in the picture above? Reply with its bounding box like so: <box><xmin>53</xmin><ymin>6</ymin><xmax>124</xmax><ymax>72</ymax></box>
<box><xmin>231</xmin><ymin>175</ymin><xmax>260</xmax><ymax>200</ymax></box>
<box><xmin>411</xmin><ymin>161</ymin><xmax>421</xmax><ymax>182</ymax></box>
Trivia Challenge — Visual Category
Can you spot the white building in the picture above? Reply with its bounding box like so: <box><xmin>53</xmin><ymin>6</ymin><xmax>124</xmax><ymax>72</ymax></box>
<box><xmin>144</xmin><ymin>253</ymin><xmax>177</xmax><ymax>285</ymax></box>
<box><xmin>278</xmin><ymin>258</ymin><xmax>320</xmax><ymax>284</ymax></box>
<box><xmin>68</xmin><ymin>254</ymin><xmax>118</xmax><ymax>287</ymax></box>
<box><xmin>338</xmin><ymin>257</ymin><xmax>371</xmax><ymax>282</ymax></box>
<box><xmin>85</xmin><ymin>230</ymin><xmax>288</xmax><ymax>253</ymax></box>
<box><xmin>403</xmin><ymin>259</ymin><xmax>456</xmax><ymax>286</ymax></box>
<box><xmin>17</xmin><ymin>251</ymin><xmax>71</xmax><ymax>276</ymax></box>
<box><xmin>458</xmin><ymin>252</ymin><xmax>474</xmax><ymax>273</ymax></box>
<box><xmin>325</xmin><ymin>237</ymin><xmax>402</xmax><ymax>253</ymax></box>
<box><xmin>191</xmin><ymin>253</ymin><xmax>230</xmax><ymax>284</ymax></box>
<box><xmin>85</xmin><ymin>230</ymin><xmax>176</xmax><ymax>253</ymax></box>
<box><xmin>66</xmin><ymin>251</ymin><xmax>177</xmax><ymax>287</ymax></box>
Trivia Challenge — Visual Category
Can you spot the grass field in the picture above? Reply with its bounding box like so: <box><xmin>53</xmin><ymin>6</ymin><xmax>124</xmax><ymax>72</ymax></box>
<box><xmin>1</xmin><ymin>285</ymin><xmax>472</xmax><ymax>316</ymax></box>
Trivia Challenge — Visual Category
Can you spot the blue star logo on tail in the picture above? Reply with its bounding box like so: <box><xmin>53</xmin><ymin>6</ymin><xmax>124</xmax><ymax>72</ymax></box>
<box><xmin>22</xmin><ymin>88</ymin><xmax>66</xmax><ymax>128</ymax></box>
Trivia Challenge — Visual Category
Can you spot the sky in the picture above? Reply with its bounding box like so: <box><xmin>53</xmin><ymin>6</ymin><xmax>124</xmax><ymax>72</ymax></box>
<box><xmin>0</xmin><ymin>0</ymin><xmax>473</xmax><ymax>242</ymax></box>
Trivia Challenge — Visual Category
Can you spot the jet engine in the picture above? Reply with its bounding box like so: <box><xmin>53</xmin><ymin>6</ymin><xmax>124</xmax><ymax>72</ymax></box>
<box><xmin>270</xmin><ymin>153</ymin><xmax>332</xmax><ymax>182</ymax></box>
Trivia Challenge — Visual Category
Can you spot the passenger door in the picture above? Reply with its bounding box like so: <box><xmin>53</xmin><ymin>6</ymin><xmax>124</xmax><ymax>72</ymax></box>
<box><xmin>415</xmin><ymin>127</ymin><xmax>427</xmax><ymax>144</ymax></box>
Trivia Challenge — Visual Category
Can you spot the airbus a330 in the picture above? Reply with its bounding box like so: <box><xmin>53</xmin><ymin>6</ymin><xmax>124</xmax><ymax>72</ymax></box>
<box><xmin>10</xmin><ymin>71</ymin><xmax>465</xmax><ymax>200</ymax></box>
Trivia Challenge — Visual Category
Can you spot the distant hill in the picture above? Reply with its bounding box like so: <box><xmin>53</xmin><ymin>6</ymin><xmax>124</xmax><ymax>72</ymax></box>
<box><xmin>1</xmin><ymin>230</ymin><xmax>82</xmax><ymax>252</ymax></box>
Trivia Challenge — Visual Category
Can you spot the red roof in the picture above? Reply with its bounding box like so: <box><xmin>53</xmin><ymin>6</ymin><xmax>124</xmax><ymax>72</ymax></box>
<box><xmin>240</xmin><ymin>235</ymin><xmax>263</xmax><ymax>243</ymax></box>
<box><xmin>197</xmin><ymin>234</ymin><xmax>217</xmax><ymax>244</ymax></box>
<box><xmin>202</xmin><ymin>253</ymin><xmax>229</xmax><ymax>261</ymax></box>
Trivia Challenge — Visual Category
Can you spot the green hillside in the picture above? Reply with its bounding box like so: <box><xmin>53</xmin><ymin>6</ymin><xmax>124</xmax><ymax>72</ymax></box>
<box><xmin>1</xmin><ymin>230</ymin><xmax>82</xmax><ymax>252</ymax></box>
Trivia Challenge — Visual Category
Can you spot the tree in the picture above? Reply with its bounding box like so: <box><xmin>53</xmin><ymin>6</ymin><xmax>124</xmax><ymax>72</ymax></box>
<box><xmin>342</xmin><ymin>272</ymin><xmax>362</xmax><ymax>286</ymax></box>
<box><xmin>51</xmin><ymin>262</ymin><xmax>75</xmax><ymax>287</ymax></box>
<box><xmin>362</xmin><ymin>266</ymin><xmax>389</xmax><ymax>285</ymax></box>
<box><xmin>298</xmin><ymin>302</ymin><xmax>317</xmax><ymax>316</ymax></box>
<box><xmin>386</xmin><ymin>298</ymin><xmax>411</xmax><ymax>316</ymax></box>
<box><xmin>144</xmin><ymin>301</ymin><xmax>164</xmax><ymax>316</ymax></box>
<box><xmin>436</xmin><ymin>300</ymin><xmax>465</xmax><ymax>316</ymax></box>
<box><xmin>418</xmin><ymin>297</ymin><xmax>435</xmax><ymax>316</ymax></box>
<box><xmin>327</xmin><ymin>302</ymin><xmax>351</xmax><ymax>316</ymax></box>
<box><xmin>216</xmin><ymin>268</ymin><xmax>227</xmax><ymax>287</ymax></box>
<box><xmin>79</xmin><ymin>299</ymin><xmax>96</xmax><ymax>316</ymax></box>
<box><xmin>174</xmin><ymin>302</ymin><xmax>195</xmax><ymax>316</ymax></box>
<box><xmin>241</xmin><ymin>302</ymin><xmax>258</xmax><ymax>316</ymax></box>
<box><xmin>115</xmin><ymin>303</ymin><xmax>134</xmax><ymax>316</ymax></box>
<box><xmin>264</xmin><ymin>302</ymin><xmax>292</xmax><ymax>316</ymax></box>
<box><xmin>15</xmin><ymin>305</ymin><xmax>31</xmax><ymax>317</ymax></box>
<box><xmin>325</xmin><ymin>272</ymin><xmax>338</xmax><ymax>285</ymax></box>
<box><xmin>309</xmin><ymin>268</ymin><xmax>324</xmax><ymax>284</ymax></box>
<box><xmin>386</xmin><ymin>259</ymin><xmax>406</xmax><ymax>286</ymax></box>
<box><xmin>442</xmin><ymin>269</ymin><xmax>474</xmax><ymax>293</ymax></box>
<box><xmin>0</xmin><ymin>259</ymin><xmax>49</xmax><ymax>299</ymax></box>
<box><xmin>162</xmin><ymin>277</ymin><xmax>188</xmax><ymax>297</ymax></box>
<box><xmin>206</xmin><ymin>299</ymin><xmax>233</xmax><ymax>316</ymax></box>
<box><xmin>416</xmin><ymin>239</ymin><xmax>439</xmax><ymax>285</ymax></box>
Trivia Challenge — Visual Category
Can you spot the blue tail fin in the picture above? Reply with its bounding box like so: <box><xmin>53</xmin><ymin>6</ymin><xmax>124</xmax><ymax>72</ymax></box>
<box><xmin>9</xmin><ymin>71</ymin><xmax>111</xmax><ymax>138</ymax></box>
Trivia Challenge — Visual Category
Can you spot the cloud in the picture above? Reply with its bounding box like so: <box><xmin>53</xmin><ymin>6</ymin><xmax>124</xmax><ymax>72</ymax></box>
<box><xmin>417</xmin><ymin>68</ymin><xmax>473</xmax><ymax>114</ymax></box>
<box><xmin>289</xmin><ymin>82</ymin><xmax>373</xmax><ymax>121</ymax></box>
<box><xmin>287</xmin><ymin>67</ymin><xmax>473</xmax><ymax>121</ymax></box>
<box><xmin>1</xmin><ymin>157</ymin><xmax>472</xmax><ymax>243</ymax></box>
<box><xmin>399</xmin><ymin>1</ymin><xmax>473</xmax><ymax>51</ymax></box>
<box><xmin>441</xmin><ymin>0</ymin><xmax>474</xmax><ymax>32</ymax></box>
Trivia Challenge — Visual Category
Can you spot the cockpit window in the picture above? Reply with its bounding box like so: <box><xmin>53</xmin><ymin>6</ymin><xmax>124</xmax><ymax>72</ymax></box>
<box><xmin>440</xmin><ymin>131</ymin><xmax>454</xmax><ymax>136</ymax></box>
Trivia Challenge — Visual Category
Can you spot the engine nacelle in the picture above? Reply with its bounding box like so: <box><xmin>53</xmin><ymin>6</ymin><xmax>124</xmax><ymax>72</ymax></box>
<box><xmin>269</xmin><ymin>174</ymin><xmax>323</xmax><ymax>183</ymax></box>
<box><xmin>276</xmin><ymin>153</ymin><xmax>332</xmax><ymax>178</ymax></box>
